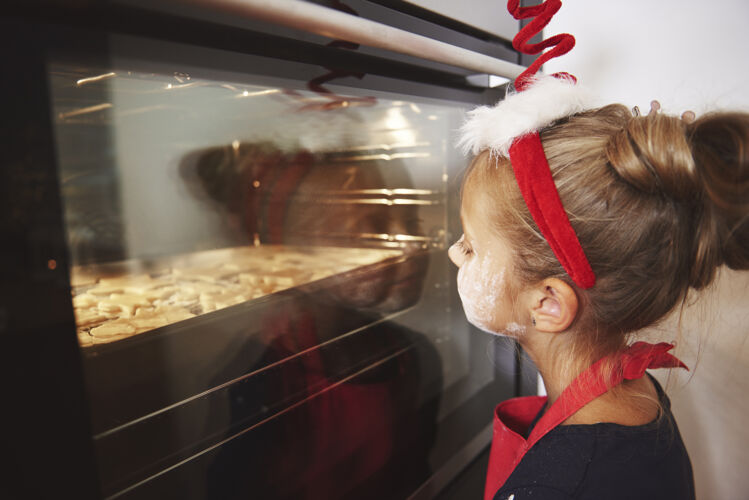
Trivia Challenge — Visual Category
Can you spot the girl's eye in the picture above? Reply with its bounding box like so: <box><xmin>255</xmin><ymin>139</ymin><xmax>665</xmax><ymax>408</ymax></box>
<box><xmin>456</xmin><ymin>239</ymin><xmax>473</xmax><ymax>256</ymax></box>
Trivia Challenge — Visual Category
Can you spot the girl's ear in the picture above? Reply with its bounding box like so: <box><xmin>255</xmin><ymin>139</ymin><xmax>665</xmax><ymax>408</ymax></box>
<box><xmin>530</xmin><ymin>278</ymin><xmax>578</xmax><ymax>333</ymax></box>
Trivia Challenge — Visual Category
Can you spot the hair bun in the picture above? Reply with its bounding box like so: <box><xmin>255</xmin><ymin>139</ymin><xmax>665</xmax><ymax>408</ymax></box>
<box><xmin>605</xmin><ymin>113</ymin><xmax>698</xmax><ymax>200</ymax></box>
<box><xmin>689</xmin><ymin>112</ymin><xmax>749</xmax><ymax>279</ymax></box>
<box><xmin>605</xmin><ymin>111</ymin><xmax>749</xmax><ymax>289</ymax></box>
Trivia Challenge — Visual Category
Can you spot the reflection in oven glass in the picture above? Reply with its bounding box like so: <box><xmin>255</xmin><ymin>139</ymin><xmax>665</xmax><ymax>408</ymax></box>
<box><xmin>52</xmin><ymin>65</ymin><xmax>455</xmax><ymax>498</ymax></box>
<box><xmin>52</xmin><ymin>67</ymin><xmax>449</xmax><ymax>349</ymax></box>
<box><xmin>181</xmin><ymin>142</ymin><xmax>442</xmax><ymax>499</ymax></box>
<box><xmin>204</xmin><ymin>305</ymin><xmax>442</xmax><ymax>499</ymax></box>
<box><xmin>69</xmin><ymin>135</ymin><xmax>440</xmax><ymax>345</ymax></box>
<box><xmin>181</xmin><ymin>140</ymin><xmax>435</xmax><ymax>309</ymax></box>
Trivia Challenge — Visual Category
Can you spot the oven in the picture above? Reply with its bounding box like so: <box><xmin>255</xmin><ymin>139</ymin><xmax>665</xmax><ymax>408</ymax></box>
<box><xmin>1</xmin><ymin>1</ymin><xmax>537</xmax><ymax>498</ymax></box>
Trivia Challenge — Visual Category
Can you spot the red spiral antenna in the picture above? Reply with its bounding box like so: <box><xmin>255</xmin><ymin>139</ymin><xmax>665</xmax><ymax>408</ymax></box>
<box><xmin>508</xmin><ymin>0</ymin><xmax>575</xmax><ymax>90</ymax></box>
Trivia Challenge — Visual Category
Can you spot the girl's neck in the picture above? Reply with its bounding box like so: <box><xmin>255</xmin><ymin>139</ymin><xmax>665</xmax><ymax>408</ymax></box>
<box><xmin>519</xmin><ymin>333</ymin><xmax>659</xmax><ymax>426</ymax></box>
<box><xmin>518</xmin><ymin>333</ymin><xmax>580</xmax><ymax>404</ymax></box>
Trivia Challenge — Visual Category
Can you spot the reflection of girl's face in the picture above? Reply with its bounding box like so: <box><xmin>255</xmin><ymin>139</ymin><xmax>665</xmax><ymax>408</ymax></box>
<box><xmin>285</xmin><ymin>166</ymin><xmax>428</xmax><ymax>313</ymax></box>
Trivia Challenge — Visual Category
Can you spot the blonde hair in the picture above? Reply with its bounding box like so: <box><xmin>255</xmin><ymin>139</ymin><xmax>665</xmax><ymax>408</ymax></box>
<box><xmin>464</xmin><ymin>104</ymin><xmax>749</xmax><ymax>369</ymax></box>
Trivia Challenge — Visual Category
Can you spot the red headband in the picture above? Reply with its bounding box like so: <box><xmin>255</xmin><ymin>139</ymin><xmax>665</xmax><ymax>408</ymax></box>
<box><xmin>507</xmin><ymin>0</ymin><xmax>595</xmax><ymax>289</ymax></box>
<box><xmin>458</xmin><ymin>2</ymin><xmax>596</xmax><ymax>288</ymax></box>
<box><xmin>509</xmin><ymin>134</ymin><xmax>595</xmax><ymax>288</ymax></box>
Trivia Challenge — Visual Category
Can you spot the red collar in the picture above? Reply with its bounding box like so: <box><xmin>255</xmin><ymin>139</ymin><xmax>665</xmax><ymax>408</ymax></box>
<box><xmin>484</xmin><ymin>342</ymin><xmax>688</xmax><ymax>499</ymax></box>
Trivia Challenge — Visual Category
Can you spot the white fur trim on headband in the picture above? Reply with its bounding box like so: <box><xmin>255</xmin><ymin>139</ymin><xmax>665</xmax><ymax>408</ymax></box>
<box><xmin>458</xmin><ymin>74</ymin><xmax>596</xmax><ymax>157</ymax></box>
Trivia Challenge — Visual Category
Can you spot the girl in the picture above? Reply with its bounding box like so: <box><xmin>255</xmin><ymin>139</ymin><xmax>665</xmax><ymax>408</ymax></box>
<box><xmin>449</xmin><ymin>2</ymin><xmax>749</xmax><ymax>499</ymax></box>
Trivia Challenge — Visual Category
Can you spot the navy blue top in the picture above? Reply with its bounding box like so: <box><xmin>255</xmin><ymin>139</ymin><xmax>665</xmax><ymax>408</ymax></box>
<box><xmin>493</xmin><ymin>376</ymin><xmax>695</xmax><ymax>500</ymax></box>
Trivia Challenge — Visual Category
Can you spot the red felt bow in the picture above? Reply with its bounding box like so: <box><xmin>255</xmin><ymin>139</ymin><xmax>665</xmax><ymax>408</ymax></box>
<box><xmin>556</xmin><ymin>341</ymin><xmax>688</xmax><ymax>419</ymax></box>
<box><xmin>505</xmin><ymin>0</ymin><xmax>596</xmax><ymax>289</ymax></box>
<box><xmin>620</xmin><ymin>342</ymin><xmax>689</xmax><ymax>380</ymax></box>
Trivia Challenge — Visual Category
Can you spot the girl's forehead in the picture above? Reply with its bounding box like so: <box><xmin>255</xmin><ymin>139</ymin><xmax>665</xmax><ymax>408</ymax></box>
<box><xmin>460</xmin><ymin>193</ymin><xmax>492</xmax><ymax>243</ymax></box>
<box><xmin>461</xmin><ymin>180</ymin><xmax>492</xmax><ymax>223</ymax></box>
<box><xmin>460</xmin><ymin>179</ymin><xmax>514</xmax><ymax>253</ymax></box>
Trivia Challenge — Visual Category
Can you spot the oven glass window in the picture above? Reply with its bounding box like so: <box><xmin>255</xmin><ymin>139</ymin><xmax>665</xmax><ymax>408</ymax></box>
<box><xmin>48</xmin><ymin>44</ymin><xmax>511</xmax><ymax>499</ymax></box>
<box><xmin>52</xmin><ymin>65</ymin><xmax>454</xmax><ymax>346</ymax></box>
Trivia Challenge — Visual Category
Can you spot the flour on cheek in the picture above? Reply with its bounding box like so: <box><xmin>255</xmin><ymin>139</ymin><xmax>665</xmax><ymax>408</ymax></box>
<box><xmin>457</xmin><ymin>251</ymin><xmax>516</xmax><ymax>335</ymax></box>
<box><xmin>504</xmin><ymin>322</ymin><xmax>526</xmax><ymax>336</ymax></box>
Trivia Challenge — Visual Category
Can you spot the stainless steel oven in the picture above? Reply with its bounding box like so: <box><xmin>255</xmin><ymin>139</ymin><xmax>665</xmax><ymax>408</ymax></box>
<box><xmin>1</xmin><ymin>1</ymin><xmax>536</xmax><ymax>498</ymax></box>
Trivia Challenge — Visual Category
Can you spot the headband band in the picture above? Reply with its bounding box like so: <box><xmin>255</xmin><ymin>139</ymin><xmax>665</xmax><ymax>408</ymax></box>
<box><xmin>509</xmin><ymin>133</ymin><xmax>595</xmax><ymax>288</ymax></box>
<box><xmin>459</xmin><ymin>0</ymin><xmax>597</xmax><ymax>289</ymax></box>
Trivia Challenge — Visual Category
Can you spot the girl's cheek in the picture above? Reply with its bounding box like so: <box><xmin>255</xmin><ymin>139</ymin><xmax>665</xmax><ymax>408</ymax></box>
<box><xmin>457</xmin><ymin>253</ymin><xmax>507</xmax><ymax>335</ymax></box>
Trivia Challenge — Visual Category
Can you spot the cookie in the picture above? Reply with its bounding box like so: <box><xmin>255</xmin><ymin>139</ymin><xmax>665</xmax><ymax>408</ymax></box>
<box><xmin>74</xmin><ymin>309</ymin><xmax>108</xmax><ymax>327</ymax></box>
<box><xmin>91</xmin><ymin>320</ymin><xmax>136</xmax><ymax>338</ymax></box>
<box><xmin>72</xmin><ymin>293</ymin><xmax>98</xmax><ymax>309</ymax></box>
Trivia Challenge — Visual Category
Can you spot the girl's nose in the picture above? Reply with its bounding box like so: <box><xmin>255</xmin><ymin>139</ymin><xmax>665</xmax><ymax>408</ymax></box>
<box><xmin>448</xmin><ymin>239</ymin><xmax>464</xmax><ymax>267</ymax></box>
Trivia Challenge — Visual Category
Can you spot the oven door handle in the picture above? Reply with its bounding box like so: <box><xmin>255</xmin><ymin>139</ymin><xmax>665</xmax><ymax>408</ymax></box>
<box><xmin>168</xmin><ymin>0</ymin><xmax>525</xmax><ymax>80</ymax></box>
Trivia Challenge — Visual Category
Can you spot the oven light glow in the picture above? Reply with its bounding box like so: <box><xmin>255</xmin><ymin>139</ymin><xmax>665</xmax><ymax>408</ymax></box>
<box><xmin>58</xmin><ymin>103</ymin><xmax>112</xmax><ymax>120</ymax></box>
<box><xmin>76</xmin><ymin>72</ymin><xmax>116</xmax><ymax>86</ymax></box>
<box><xmin>384</xmin><ymin>108</ymin><xmax>408</xmax><ymax>130</ymax></box>
<box><xmin>389</xmin><ymin>129</ymin><xmax>416</xmax><ymax>146</ymax></box>
<box><xmin>165</xmin><ymin>82</ymin><xmax>199</xmax><ymax>90</ymax></box>
<box><xmin>322</xmin><ymin>188</ymin><xmax>437</xmax><ymax>196</ymax></box>
<box><xmin>317</xmin><ymin>198</ymin><xmax>437</xmax><ymax>206</ymax></box>
<box><xmin>323</xmin><ymin>141</ymin><xmax>430</xmax><ymax>153</ymax></box>
<box><xmin>238</xmin><ymin>89</ymin><xmax>281</xmax><ymax>98</ymax></box>
<box><xmin>331</xmin><ymin>152</ymin><xmax>430</xmax><ymax>162</ymax></box>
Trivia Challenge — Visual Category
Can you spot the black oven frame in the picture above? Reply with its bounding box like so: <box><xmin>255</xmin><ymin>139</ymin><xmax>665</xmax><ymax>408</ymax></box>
<box><xmin>1</xmin><ymin>2</ymin><xmax>538</xmax><ymax>498</ymax></box>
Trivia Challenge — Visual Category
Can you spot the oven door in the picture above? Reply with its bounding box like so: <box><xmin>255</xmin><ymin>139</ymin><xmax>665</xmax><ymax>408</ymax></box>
<box><xmin>2</xmin><ymin>4</ymin><xmax>530</xmax><ymax>499</ymax></box>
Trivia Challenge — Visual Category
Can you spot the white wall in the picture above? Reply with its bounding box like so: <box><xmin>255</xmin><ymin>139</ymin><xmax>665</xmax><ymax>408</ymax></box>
<box><xmin>544</xmin><ymin>0</ymin><xmax>749</xmax><ymax>113</ymax></box>
<box><xmin>543</xmin><ymin>2</ymin><xmax>749</xmax><ymax>499</ymax></box>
